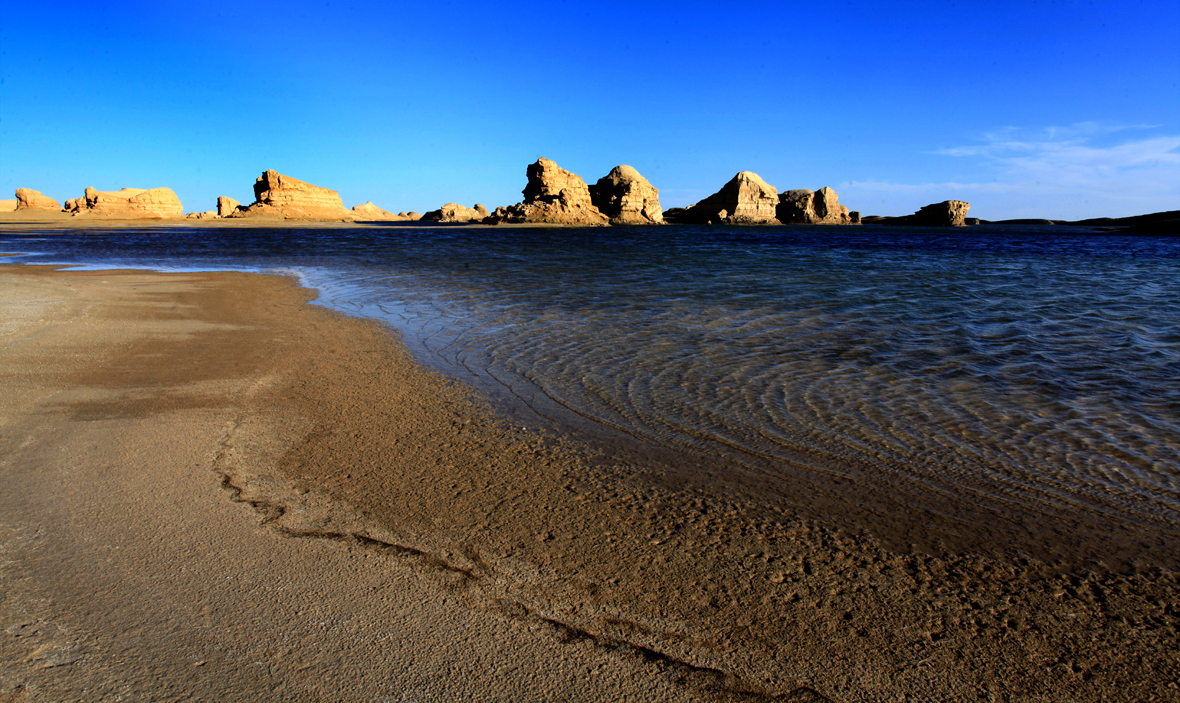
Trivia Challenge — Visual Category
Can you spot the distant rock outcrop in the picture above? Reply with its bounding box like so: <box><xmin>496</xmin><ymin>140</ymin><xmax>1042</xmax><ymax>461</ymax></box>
<box><xmin>1121</xmin><ymin>218</ymin><xmax>1180</xmax><ymax>234</ymax></box>
<box><xmin>912</xmin><ymin>200</ymin><xmax>970</xmax><ymax>226</ymax></box>
<box><xmin>350</xmin><ymin>202</ymin><xmax>405</xmax><ymax>220</ymax></box>
<box><xmin>862</xmin><ymin>201</ymin><xmax>972</xmax><ymax>227</ymax></box>
<box><xmin>777</xmin><ymin>187</ymin><xmax>858</xmax><ymax>225</ymax></box>
<box><xmin>0</xmin><ymin>199</ymin><xmax>17</xmax><ymax>212</ymax></box>
<box><xmin>65</xmin><ymin>187</ymin><xmax>183</xmax><ymax>218</ymax></box>
<box><xmin>232</xmin><ymin>170</ymin><xmax>353</xmax><ymax>220</ymax></box>
<box><xmin>217</xmin><ymin>196</ymin><xmax>242</xmax><ymax>217</ymax></box>
<box><xmin>488</xmin><ymin>158</ymin><xmax>609</xmax><ymax>225</ymax></box>
<box><xmin>15</xmin><ymin>188</ymin><xmax>62</xmax><ymax>211</ymax></box>
<box><xmin>405</xmin><ymin>212</ymin><xmax>423</xmax><ymax>221</ymax></box>
<box><xmin>421</xmin><ymin>203</ymin><xmax>490</xmax><ymax>223</ymax></box>
<box><xmin>665</xmin><ymin>171</ymin><xmax>780</xmax><ymax>224</ymax></box>
<box><xmin>588</xmin><ymin>165</ymin><xmax>663</xmax><ymax>225</ymax></box>
<box><xmin>185</xmin><ymin>210</ymin><xmax>218</xmax><ymax>220</ymax></box>
<box><xmin>1065</xmin><ymin>210</ymin><xmax>1180</xmax><ymax>228</ymax></box>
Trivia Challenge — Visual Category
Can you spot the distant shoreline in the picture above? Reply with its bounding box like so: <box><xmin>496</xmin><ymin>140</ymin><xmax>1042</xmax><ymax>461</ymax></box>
<box><xmin>1</xmin><ymin>208</ymin><xmax>1177</xmax><ymax>233</ymax></box>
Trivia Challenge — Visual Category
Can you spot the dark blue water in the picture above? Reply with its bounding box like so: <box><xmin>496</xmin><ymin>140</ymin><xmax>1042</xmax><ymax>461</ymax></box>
<box><xmin>5</xmin><ymin>224</ymin><xmax>1179</xmax><ymax>564</ymax></box>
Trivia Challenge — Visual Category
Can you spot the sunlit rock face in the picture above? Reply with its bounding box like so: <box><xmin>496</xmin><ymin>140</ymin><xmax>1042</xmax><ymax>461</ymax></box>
<box><xmin>588</xmin><ymin>165</ymin><xmax>663</xmax><ymax>225</ymax></box>
<box><xmin>233</xmin><ymin>170</ymin><xmax>354</xmax><ymax>220</ymax></box>
<box><xmin>66</xmin><ymin>186</ymin><xmax>183</xmax><ymax>218</ymax></box>
<box><xmin>352</xmin><ymin>202</ymin><xmax>415</xmax><ymax>221</ymax></box>
<box><xmin>15</xmin><ymin>188</ymin><xmax>61</xmax><ymax>211</ymax></box>
<box><xmin>218</xmin><ymin>196</ymin><xmax>242</xmax><ymax>217</ymax></box>
<box><xmin>777</xmin><ymin>186</ymin><xmax>857</xmax><ymax>225</ymax></box>
<box><xmin>862</xmin><ymin>200</ymin><xmax>972</xmax><ymax>227</ymax></box>
<box><xmin>488</xmin><ymin>158</ymin><xmax>610</xmax><ymax>225</ymax></box>
<box><xmin>666</xmin><ymin>171</ymin><xmax>780</xmax><ymax>225</ymax></box>
<box><xmin>421</xmin><ymin>203</ymin><xmax>490</xmax><ymax>223</ymax></box>
<box><xmin>906</xmin><ymin>200</ymin><xmax>971</xmax><ymax>227</ymax></box>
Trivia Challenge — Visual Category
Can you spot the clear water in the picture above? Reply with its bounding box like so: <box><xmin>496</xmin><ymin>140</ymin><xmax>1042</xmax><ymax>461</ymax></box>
<box><xmin>5</xmin><ymin>224</ymin><xmax>1179</xmax><ymax>566</ymax></box>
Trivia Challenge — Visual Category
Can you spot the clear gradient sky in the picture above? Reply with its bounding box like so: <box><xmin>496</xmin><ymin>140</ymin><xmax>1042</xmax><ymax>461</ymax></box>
<box><xmin>2</xmin><ymin>0</ymin><xmax>1178</xmax><ymax>220</ymax></box>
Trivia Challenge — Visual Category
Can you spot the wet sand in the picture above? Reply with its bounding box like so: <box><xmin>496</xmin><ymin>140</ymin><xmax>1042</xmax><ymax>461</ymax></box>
<box><xmin>0</xmin><ymin>263</ymin><xmax>1175</xmax><ymax>702</ymax></box>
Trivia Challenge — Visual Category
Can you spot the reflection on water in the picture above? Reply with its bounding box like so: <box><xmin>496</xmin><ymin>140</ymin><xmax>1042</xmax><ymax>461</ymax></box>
<box><xmin>8</xmin><ymin>224</ymin><xmax>1180</xmax><ymax>564</ymax></box>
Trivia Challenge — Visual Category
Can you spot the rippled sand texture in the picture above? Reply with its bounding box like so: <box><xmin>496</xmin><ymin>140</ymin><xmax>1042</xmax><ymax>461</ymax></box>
<box><xmin>7</xmin><ymin>225</ymin><xmax>1180</xmax><ymax>569</ymax></box>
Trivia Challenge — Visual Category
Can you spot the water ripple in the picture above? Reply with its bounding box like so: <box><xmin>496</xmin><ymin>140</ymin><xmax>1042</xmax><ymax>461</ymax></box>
<box><xmin>10</xmin><ymin>224</ymin><xmax>1180</xmax><ymax>565</ymax></box>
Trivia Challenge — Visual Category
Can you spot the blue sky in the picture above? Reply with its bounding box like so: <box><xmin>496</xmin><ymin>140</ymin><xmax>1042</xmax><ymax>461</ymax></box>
<box><xmin>2</xmin><ymin>0</ymin><xmax>1177</xmax><ymax>220</ymax></box>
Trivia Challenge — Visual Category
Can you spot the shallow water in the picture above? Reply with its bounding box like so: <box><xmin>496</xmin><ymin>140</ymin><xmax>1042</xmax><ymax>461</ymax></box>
<box><xmin>6</xmin><ymin>224</ymin><xmax>1179</xmax><ymax>567</ymax></box>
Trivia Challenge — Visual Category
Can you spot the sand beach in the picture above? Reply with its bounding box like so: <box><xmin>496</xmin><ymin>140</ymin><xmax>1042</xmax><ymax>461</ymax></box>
<box><xmin>5</xmin><ymin>0</ymin><xmax>1178</xmax><ymax>695</ymax></box>
<box><xmin>0</xmin><ymin>259</ymin><xmax>1176</xmax><ymax>702</ymax></box>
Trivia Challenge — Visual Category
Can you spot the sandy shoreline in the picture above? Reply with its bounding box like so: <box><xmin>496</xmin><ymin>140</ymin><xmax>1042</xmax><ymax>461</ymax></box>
<box><xmin>0</xmin><ymin>211</ymin><xmax>587</xmax><ymax>229</ymax></box>
<box><xmin>0</xmin><ymin>263</ymin><xmax>1176</xmax><ymax>701</ymax></box>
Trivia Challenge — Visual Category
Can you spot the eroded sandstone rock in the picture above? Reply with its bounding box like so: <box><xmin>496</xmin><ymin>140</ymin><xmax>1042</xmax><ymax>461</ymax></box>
<box><xmin>488</xmin><ymin>158</ymin><xmax>609</xmax><ymax>225</ymax></box>
<box><xmin>421</xmin><ymin>203</ymin><xmax>490</xmax><ymax>223</ymax></box>
<box><xmin>588</xmin><ymin>165</ymin><xmax>663</xmax><ymax>225</ymax></box>
<box><xmin>777</xmin><ymin>186</ymin><xmax>857</xmax><ymax>225</ymax></box>
<box><xmin>777</xmin><ymin>189</ymin><xmax>816</xmax><ymax>223</ymax></box>
<box><xmin>862</xmin><ymin>200</ymin><xmax>972</xmax><ymax>227</ymax></box>
<box><xmin>232</xmin><ymin>170</ymin><xmax>353</xmax><ymax>220</ymax></box>
<box><xmin>15</xmin><ymin>188</ymin><xmax>62</xmax><ymax>211</ymax></box>
<box><xmin>67</xmin><ymin>187</ymin><xmax>183</xmax><ymax>218</ymax></box>
<box><xmin>667</xmin><ymin>171</ymin><xmax>780</xmax><ymax>224</ymax></box>
<box><xmin>813</xmin><ymin>187</ymin><xmax>848</xmax><ymax>223</ymax></box>
<box><xmin>351</xmin><ymin>202</ymin><xmax>407</xmax><ymax>220</ymax></box>
<box><xmin>907</xmin><ymin>200</ymin><xmax>971</xmax><ymax>226</ymax></box>
<box><xmin>218</xmin><ymin>196</ymin><xmax>242</xmax><ymax>217</ymax></box>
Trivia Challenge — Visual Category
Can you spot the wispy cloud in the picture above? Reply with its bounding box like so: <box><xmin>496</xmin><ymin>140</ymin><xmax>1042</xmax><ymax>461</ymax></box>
<box><xmin>931</xmin><ymin>123</ymin><xmax>1180</xmax><ymax>185</ymax></box>
<box><xmin>841</xmin><ymin>123</ymin><xmax>1180</xmax><ymax>219</ymax></box>
<box><xmin>942</xmin><ymin>122</ymin><xmax>1164</xmax><ymax>155</ymax></box>
<box><xmin>841</xmin><ymin>180</ymin><xmax>1022</xmax><ymax>194</ymax></box>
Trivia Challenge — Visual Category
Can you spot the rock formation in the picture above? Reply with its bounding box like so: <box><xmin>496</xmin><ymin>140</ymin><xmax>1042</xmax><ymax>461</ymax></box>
<box><xmin>777</xmin><ymin>189</ymin><xmax>818</xmax><ymax>223</ymax></box>
<box><xmin>909</xmin><ymin>200</ymin><xmax>970</xmax><ymax>226</ymax></box>
<box><xmin>487</xmin><ymin>158</ymin><xmax>609</xmax><ymax>225</ymax></box>
<box><xmin>665</xmin><ymin>172</ymin><xmax>780</xmax><ymax>224</ymax></box>
<box><xmin>232</xmin><ymin>170</ymin><xmax>353</xmax><ymax>220</ymax></box>
<box><xmin>15</xmin><ymin>188</ymin><xmax>62</xmax><ymax>211</ymax></box>
<box><xmin>777</xmin><ymin>187</ymin><xmax>858</xmax><ymax>225</ymax></box>
<box><xmin>185</xmin><ymin>210</ymin><xmax>218</xmax><ymax>219</ymax></box>
<box><xmin>861</xmin><ymin>200</ymin><xmax>971</xmax><ymax>227</ymax></box>
<box><xmin>421</xmin><ymin>203</ymin><xmax>490</xmax><ymax>223</ymax></box>
<box><xmin>404</xmin><ymin>212</ymin><xmax>423</xmax><ymax>221</ymax></box>
<box><xmin>65</xmin><ymin>187</ymin><xmax>183</xmax><ymax>218</ymax></box>
<box><xmin>894</xmin><ymin>200</ymin><xmax>971</xmax><ymax>227</ymax></box>
<box><xmin>351</xmin><ymin>202</ymin><xmax>407</xmax><ymax>220</ymax></box>
<box><xmin>0</xmin><ymin>199</ymin><xmax>16</xmax><ymax>212</ymax></box>
<box><xmin>587</xmin><ymin>165</ymin><xmax>663</xmax><ymax>225</ymax></box>
<box><xmin>217</xmin><ymin>196</ymin><xmax>242</xmax><ymax>217</ymax></box>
